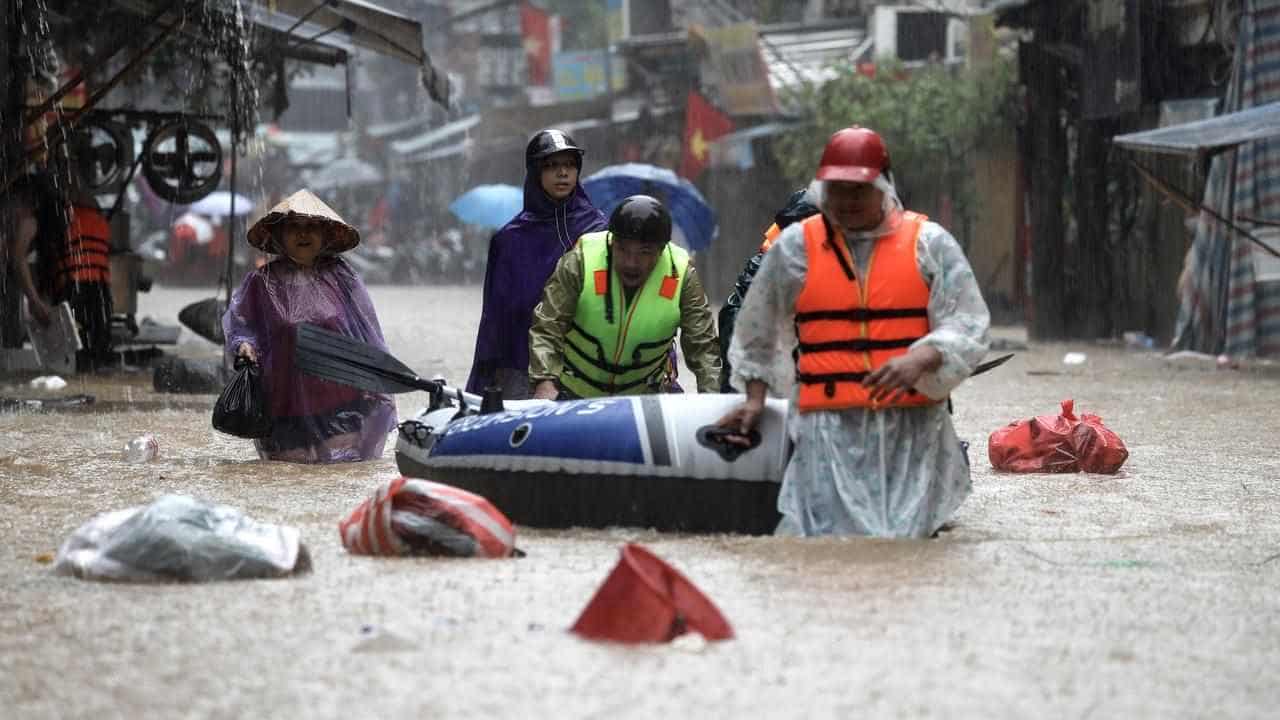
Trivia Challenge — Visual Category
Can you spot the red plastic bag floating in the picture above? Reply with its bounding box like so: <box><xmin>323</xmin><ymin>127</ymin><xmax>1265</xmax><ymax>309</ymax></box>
<box><xmin>340</xmin><ymin>477</ymin><xmax>518</xmax><ymax>558</ymax></box>
<box><xmin>988</xmin><ymin>399</ymin><xmax>1128</xmax><ymax>474</ymax></box>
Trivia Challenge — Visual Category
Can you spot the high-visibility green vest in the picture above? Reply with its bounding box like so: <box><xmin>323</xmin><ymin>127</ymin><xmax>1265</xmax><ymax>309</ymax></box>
<box><xmin>560</xmin><ymin>231</ymin><xmax>689</xmax><ymax>397</ymax></box>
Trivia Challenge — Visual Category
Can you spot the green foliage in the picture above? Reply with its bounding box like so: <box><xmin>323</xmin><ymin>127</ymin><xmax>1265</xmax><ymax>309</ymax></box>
<box><xmin>775</xmin><ymin>57</ymin><xmax>1018</xmax><ymax>240</ymax></box>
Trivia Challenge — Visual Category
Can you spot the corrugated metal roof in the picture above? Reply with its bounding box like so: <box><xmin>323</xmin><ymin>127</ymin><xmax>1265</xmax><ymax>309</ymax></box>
<box><xmin>760</xmin><ymin>24</ymin><xmax>870</xmax><ymax>92</ymax></box>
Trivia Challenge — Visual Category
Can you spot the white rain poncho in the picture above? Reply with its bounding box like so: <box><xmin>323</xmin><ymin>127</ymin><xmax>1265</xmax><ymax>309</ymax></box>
<box><xmin>728</xmin><ymin>182</ymin><xmax>990</xmax><ymax>537</ymax></box>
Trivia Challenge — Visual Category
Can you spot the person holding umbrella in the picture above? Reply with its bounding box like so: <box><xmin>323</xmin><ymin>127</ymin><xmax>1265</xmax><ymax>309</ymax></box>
<box><xmin>714</xmin><ymin>127</ymin><xmax>991</xmax><ymax>538</ymax></box>
<box><xmin>465</xmin><ymin>129</ymin><xmax>607</xmax><ymax>399</ymax></box>
<box><xmin>528</xmin><ymin>195</ymin><xmax>721</xmax><ymax>399</ymax></box>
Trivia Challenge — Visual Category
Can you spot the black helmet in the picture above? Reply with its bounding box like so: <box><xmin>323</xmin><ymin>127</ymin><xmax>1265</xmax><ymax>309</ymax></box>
<box><xmin>608</xmin><ymin>195</ymin><xmax>672</xmax><ymax>246</ymax></box>
<box><xmin>526</xmin><ymin>128</ymin><xmax>584</xmax><ymax>169</ymax></box>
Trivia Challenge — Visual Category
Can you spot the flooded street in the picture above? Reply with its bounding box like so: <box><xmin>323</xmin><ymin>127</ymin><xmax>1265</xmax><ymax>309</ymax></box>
<box><xmin>2</xmin><ymin>284</ymin><xmax>1278</xmax><ymax>719</ymax></box>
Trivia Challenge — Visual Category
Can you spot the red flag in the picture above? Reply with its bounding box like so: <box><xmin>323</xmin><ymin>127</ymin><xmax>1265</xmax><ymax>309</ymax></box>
<box><xmin>678</xmin><ymin>91</ymin><xmax>734</xmax><ymax>180</ymax></box>
<box><xmin>520</xmin><ymin>1</ymin><xmax>552</xmax><ymax>86</ymax></box>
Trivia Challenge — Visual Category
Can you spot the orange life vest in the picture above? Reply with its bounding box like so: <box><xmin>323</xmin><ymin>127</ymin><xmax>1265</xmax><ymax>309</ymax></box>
<box><xmin>794</xmin><ymin>211</ymin><xmax>935</xmax><ymax>412</ymax></box>
<box><xmin>53</xmin><ymin>205</ymin><xmax>112</xmax><ymax>294</ymax></box>
<box><xmin>760</xmin><ymin>222</ymin><xmax>781</xmax><ymax>253</ymax></box>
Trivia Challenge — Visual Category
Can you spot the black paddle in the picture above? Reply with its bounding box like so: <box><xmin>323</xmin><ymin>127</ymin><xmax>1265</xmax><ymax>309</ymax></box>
<box><xmin>973</xmin><ymin>353</ymin><xmax>1015</xmax><ymax>376</ymax></box>
<box><xmin>297</xmin><ymin>322</ymin><xmax>1015</xmax><ymax>400</ymax></box>
<box><xmin>295</xmin><ymin>323</ymin><xmax>444</xmax><ymax>396</ymax></box>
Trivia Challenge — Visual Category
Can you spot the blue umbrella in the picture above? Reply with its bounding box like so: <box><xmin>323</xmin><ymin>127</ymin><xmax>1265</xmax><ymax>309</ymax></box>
<box><xmin>449</xmin><ymin>184</ymin><xmax>523</xmax><ymax>228</ymax></box>
<box><xmin>582</xmin><ymin>163</ymin><xmax>718</xmax><ymax>252</ymax></box>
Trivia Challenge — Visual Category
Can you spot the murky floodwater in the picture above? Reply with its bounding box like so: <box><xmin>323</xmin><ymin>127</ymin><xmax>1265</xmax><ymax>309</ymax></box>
<box><xmin>2</xmin><ymin>284</ymin><xmax>1279</xmax><ymax>718</ymax></box>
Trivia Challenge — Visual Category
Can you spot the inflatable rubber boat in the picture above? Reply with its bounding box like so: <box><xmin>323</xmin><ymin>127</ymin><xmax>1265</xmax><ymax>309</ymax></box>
<box><xmin>394</xmin><ymin>391</ymin><xmax>791</xmax><ymax>535</ymax></box>
<box><xmin>292</xmin><ymin>322</ymin><xmax>1012</xmax><ymax>536</ymax></box>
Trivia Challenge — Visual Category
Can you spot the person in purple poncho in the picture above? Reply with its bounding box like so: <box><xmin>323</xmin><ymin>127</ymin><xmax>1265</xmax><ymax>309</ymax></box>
<box><xmin>465</xmin><ymin>129</ymin><xmax>607</xmax><ymax>399</ymax></box>
<box><xmin>223</xmin><ymin>189</ymin><xmax>397</xmax><ymax>463</ymax></box>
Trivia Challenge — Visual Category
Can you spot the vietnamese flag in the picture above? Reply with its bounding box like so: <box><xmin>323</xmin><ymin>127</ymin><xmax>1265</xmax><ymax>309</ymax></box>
<box><xmin>678</xmin><ymin>91</ymin><xmax>734</xmax><ymax>180</ymax></box>
<box><xmin>520</xmin><ymin>1</ymin><xmax>552</xmax><ymax>86</ymax></box>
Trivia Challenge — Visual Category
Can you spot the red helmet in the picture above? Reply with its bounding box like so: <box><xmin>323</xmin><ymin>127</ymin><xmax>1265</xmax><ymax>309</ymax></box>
<box><xmin>814</xmin><ymin>127</ymin><xmax>890</xmax><ymax>183</ymax></box>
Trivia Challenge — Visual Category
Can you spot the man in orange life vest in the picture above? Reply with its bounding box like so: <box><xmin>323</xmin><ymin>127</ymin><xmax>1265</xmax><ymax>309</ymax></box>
<box><xmin>715</xmin><ymin>127</ymin><xmax>991</xmax><ymax>538</ymax></box>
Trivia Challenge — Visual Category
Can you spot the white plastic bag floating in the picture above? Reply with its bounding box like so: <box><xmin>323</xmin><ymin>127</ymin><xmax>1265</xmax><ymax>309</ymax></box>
<box><xmin>30</xmin><ymin>375</ymin><xmax>68</xmax><ymax>391</ymax></box>
<box><xmin>122</xmin><ymin>434</ymin><xmax>159</xmax><ymax>463</ymax></box>
<box><xmin>54</xmin><ymin>494</ymin><xmax>310</xmax><ymax>582</ymax></box>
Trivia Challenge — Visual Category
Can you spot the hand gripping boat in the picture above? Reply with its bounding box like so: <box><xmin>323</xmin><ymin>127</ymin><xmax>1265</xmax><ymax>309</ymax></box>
<box><xmin>293</xmin><ymin>323</ymin><xmax>790</xmax><ymax>534</ymax></box>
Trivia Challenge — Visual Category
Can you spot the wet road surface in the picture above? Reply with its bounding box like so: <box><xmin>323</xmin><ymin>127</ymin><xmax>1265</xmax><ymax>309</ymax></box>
<box><xmin>2</xmin><ymin>285</ymin><xmax>1279</xmax><ymax>719</ymax></box>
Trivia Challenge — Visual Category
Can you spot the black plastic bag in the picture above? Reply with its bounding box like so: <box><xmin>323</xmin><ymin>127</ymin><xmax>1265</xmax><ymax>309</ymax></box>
<box><xmin>212</xmin><ymin>358</ymin><xmax>273</xmax><ymax>438</ymax></box>
<box><xmin>178</xmin><ymin>297</ymin><xmax>226</xmax><ymax>345</ymax></box>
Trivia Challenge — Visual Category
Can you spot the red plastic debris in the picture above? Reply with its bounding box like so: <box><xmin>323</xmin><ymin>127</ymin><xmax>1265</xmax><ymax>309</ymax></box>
<box><xmin>571</xmin><ymin>543</ymin><xmax>734</xmax><ymax>644</ymax></box>
<box><xmin>339</xmin><ymin>476</ymin><xmax>517</xmax><ymax>558</ymax></box>
<box><xmin>988</xmin><ymin>399</ymin><xmax>1129</xmax><ymax>474</ymax></box>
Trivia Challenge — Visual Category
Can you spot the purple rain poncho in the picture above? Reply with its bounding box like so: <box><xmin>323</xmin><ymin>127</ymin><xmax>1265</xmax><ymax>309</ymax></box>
<box><xmin>465</xmin><ymin>171</ymin><xmax>607</xmax><ymax>396</ymax></box>
<box><xmin>223</xmin><ymin>256</ymin><xmax>397</xmax><ymax>463</ymax></box>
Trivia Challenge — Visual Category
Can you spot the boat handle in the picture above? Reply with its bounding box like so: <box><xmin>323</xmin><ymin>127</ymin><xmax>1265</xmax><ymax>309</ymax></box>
<box><xmin>695</xmin><ymin>425</ymin><xmax>761</xmax><ymax>462</ymax></box>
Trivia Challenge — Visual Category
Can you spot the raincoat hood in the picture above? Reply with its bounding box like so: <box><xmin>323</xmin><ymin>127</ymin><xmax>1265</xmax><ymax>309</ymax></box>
<box><xmin>808</xmin><ymin>176</ymin><xmax>905</xmax><ymax>241</ymax></box>
<box><xmin>465</xmin><ymin>167</ymin><xmax>607</xmax><ymax>394</ymax></box>
<box><xmin>247</xmin><ymin>189</ymin><xmax>360</xmax><ymax>254</ymax></box>
<box><xmin>520</xmin><ymin>168</ymin><xmax>597</xmax><ymax>220</ymax></box>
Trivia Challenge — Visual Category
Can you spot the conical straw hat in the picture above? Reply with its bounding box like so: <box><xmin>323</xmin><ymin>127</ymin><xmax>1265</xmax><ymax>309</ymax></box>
<box><xmin>246</xmin><ymin>189</ymin><xmax>360</xmax><ymax>253</ymax></box>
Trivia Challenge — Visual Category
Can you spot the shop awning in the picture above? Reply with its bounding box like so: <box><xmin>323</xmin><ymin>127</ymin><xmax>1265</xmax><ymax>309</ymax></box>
<box><xmin>1114</xmin><ymin>101</ymin><xmax>1280</xmax><ymax>261</ymax></box>
<box><xmin>248</xmin><ymin>0</ymin><xmax>423</xmax><ymax>66</ymax></box>
<box><xmin>1112</xmin><ymin>102</ymin><xmax>1280</xmax><ymax>157</ymax></box>
<box><xmin>252</xmin><ymin>0</ymin><xmax>450</xmax><ymax>105</ymax></box>
<box><xmin>366</xmin><ymin>115</ymin><xmax>432</xmax><ymax>139</ymax></box>
<box><xmin>391</xmin><ymin>114</ymin><xmax>481</xmax><ymax>156</ymax></box>
<box><xmin>112</xmin><ymin>0</ymin><xmax>450</xmax><ymax>106</ymax></box>
<box><xmin>709</xmin><ymin>121</ymin><xmax>804</xmax><ymax>169</ymax></box>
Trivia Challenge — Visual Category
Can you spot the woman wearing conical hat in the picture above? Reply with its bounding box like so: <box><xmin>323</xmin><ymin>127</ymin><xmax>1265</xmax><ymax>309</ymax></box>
<box><xmin>222</xmin><ymin>189</ymin><xmax>397</xmax><ymax>463</ymax></box>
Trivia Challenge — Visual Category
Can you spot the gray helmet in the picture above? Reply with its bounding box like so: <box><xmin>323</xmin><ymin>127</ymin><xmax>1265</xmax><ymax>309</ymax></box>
<box><xmin>526</xmin><ymin>128</ymin><xmax>584</xmax><ymax>170</ymax></box>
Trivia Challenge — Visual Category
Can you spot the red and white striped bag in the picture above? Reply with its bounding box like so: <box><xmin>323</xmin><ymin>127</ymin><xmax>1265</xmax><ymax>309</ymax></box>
<box><xmin>339</xmin><ymin>477</ymin><xmax>518</xmax><ymax>558</ymax></box>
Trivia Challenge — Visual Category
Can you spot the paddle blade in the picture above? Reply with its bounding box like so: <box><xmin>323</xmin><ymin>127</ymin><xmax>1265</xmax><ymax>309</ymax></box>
<box><xmin>294</xmin><ymin>323</ymin><xmax>437</xmax><ymax>395</ymax></box>
<box><xmin>973</xmin><ymin>353</ymin><xmax>1015</xmax><ymax>376</ymax></box>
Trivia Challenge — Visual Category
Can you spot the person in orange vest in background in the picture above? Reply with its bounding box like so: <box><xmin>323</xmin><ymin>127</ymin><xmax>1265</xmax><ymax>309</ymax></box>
<box><xmin>716</xmin><ymin>187</ymin><xmax>818</xmax><ymax>392</ymax></box>
<box><xmin>5</xmin><ymin>144</ymin><xmax>115</xmax><ymax>371</ymax></box>
<box><xmin>56</xmin><ymin>143</ymin><xmax>116</xmax><ymax>370</ymax></box>
<box><xmin>714</xmin><ymin>127</ymin><xmax>991</xmax><ymax>538</ymax></box>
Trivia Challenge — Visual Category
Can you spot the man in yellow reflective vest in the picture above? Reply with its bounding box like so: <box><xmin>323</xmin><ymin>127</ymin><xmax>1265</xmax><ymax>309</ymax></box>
<box><xmin>528</xmin><ymin>194</ymin><xmax>721</xmax><ymax>399</ymax></box>
<box><xmin>715</xmin><ymin>127</ymin><xmax>991</xmax><ymax>538</ymax></box>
